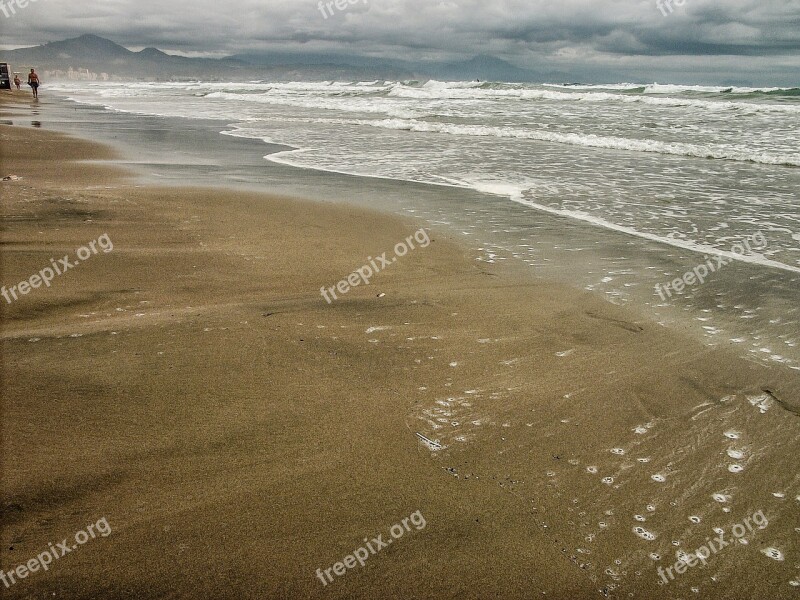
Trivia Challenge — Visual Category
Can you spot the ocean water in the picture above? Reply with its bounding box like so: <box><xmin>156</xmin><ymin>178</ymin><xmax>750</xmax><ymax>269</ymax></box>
<box><xmin>46</xmin><ymin>80</ymin><xmax>800</xmax><ymax>368</ymax></box>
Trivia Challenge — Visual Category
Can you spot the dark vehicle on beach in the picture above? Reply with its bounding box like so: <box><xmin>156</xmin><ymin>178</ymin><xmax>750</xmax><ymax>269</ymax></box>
<box><xmin>0</xmin><ymin>63</ymin><xmax>11</xmax><ymax>90</ymax></box>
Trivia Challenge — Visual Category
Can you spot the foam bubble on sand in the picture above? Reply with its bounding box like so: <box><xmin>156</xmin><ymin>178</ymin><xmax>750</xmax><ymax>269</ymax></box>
<box><xmin>772</xmin><ymin>492</ymin><xmax>785</xmax><ymax>498</ymax></box>
<box><xmin>633</xmin><ymin>527</ymin><xmax>657</xmax><ymax>541</ymax></box>
<box><xmin>556</xmin><ymin>349</ymin><xmax>575</xmax><ymax>357</ymax></box>
<box><xmin>646</xmin><ymin>504</ymin><xmax>656</xmax><ymax>512</ymax></box>
<box><xmin>747</xmin><ymin>393</ymin><xmax>772</xmax><ymax>413</ymax></box>
<box><xmin>602</xmin><ymin>477</ymin><xmax>615</xmax><ymax>485</ymax></box>
<box><xmin>727</xmin><ymin>448</ymin><xmax>746</xmax><ymax>459</ymax></box>
<box><xmin>611</xmin><ymin>448</ymin><xmax>626</xmax><ymax>455</ymax></box>
<box><xmin>712</xmin><ymin>493</ymin><xmax>731</xmax><ymax>503</ymax></box>
<box><xmin>761</xmin><ymin>548</ymin><xmax>784</xmax><ymax>561</ymax></box>
<box><xmin>728</xmin><ymin>464</ymin><xmax>744</xmax><ymax>473</ymax></box>
<box><xmin>724</xmin><ymin>430</ymin><xmax>741</xmax><ymax>439</ymax></box>
<box><xmin>651</xmin><ymin>474</ymin><xmax>666</xmax><ymax>482</ymax></box>
<box><xmin>365</xmin><ymin>326</ymin><xmax>391</xmax><ymax>333</ymax></box>
<box><xmin>689</xmin><ymin>516</ymin><xmax>701</xmax><ymax>523</ymax></box>
<box><xmin>634</xmin><ymin>515</ymin><xmax>647</xmax><ymax>522</ymax></box>
<box><xmin>649</xmin><ymin>553</ymin><xmax>660</xmax><ymax>560</ymax></box>
<box><xmin>587</xmin><ymin>466</ymin><xmax>598</xmax><ymax>474</ymax></box>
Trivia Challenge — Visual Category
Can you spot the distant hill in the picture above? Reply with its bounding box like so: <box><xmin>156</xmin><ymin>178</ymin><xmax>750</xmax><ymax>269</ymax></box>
<box><xmin>2</xmin><ymin>35</ymin><xmax>559</xmax><ymax>83</ymax></box>
<box><xmin>2</xmin><ymin>35</ymin><xmax>247</xmax><ymax>80</ymax></box>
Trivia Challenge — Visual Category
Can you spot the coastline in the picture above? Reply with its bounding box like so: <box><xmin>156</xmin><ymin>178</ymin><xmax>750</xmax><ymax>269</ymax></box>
<box><xmin>15</xmin><ymin>91</ymin><xmax>800</xmax><ymax>374</ymax></box>
<box><xmin>2</xmin><ymin>94</ymin><xmax>799</xmax><ymax>599</ymax></box>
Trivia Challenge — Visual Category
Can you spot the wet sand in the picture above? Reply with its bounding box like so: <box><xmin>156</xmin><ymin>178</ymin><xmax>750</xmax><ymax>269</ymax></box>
<box><xmin>1</xmin><ymin>95</ymin><xmax>798</xmax><ymax>599</ymax></box>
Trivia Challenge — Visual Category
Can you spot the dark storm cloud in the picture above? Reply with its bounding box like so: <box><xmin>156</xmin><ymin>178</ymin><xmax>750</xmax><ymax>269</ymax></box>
<box><xmin>2</xmin><ymin>0</ymin><xmax>798</xmax><ymax>82</ymax></box>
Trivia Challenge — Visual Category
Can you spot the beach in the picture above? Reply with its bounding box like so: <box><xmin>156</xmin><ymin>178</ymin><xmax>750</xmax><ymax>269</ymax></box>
<box><xmin>1</xmin><ymin>93</ymin><xmax>799</xmax><ymax>599</ymax></box>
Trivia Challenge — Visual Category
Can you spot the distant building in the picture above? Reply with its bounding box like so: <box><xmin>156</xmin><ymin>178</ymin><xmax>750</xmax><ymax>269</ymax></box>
<box><xmin>43</xmin><ymin>66</ymin><xmax>109</xmax><ymax>81</ymax></box>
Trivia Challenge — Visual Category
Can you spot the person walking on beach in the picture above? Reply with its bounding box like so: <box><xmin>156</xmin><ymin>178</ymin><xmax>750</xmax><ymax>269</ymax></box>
<box><xmin>27</xmin><ymin>69</ymin><xmax>40</xmax><ymax>99</ymax></box>
<box><xmin>13</xmin><ymin>74</ymin><xmax>21</xmax><ymax>90</ymax></box>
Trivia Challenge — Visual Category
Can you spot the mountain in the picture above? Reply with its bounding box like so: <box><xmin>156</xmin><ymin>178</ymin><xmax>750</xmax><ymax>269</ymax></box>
<box><xmin>2</xmin><ymin>34</ymin><xmax>247</xmax><ymax>80</ymax></box>
<box><xmin>1</xmin><ymin>35</ymin><xmax>561</xmax><ymax>82</ymax></box>
<box><xmin>233</xmin><ymin>51</ymin><xmax>549</xmax><ymax>82</ymax></box>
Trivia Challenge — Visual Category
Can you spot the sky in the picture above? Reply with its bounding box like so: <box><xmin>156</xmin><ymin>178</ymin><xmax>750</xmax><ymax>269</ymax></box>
<box><xmin>2</xmin><ymin>0</ymin><xmax>799</xmax><ymax>84</ymax></box>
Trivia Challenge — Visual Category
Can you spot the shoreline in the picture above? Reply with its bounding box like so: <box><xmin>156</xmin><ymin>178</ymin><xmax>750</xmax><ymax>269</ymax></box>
<box><xmin>12</xmin><ymin>92</ymin><xmax>800</xmax><ymax>373</ymax></box>
<box><xmin>2</xmin><ymin>95</ymin><xmax>799</xmax><ymax>599</ymax></box>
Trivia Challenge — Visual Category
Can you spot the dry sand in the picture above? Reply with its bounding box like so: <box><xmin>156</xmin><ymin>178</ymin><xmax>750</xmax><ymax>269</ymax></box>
<box><xmin>1</xmin><ymin>95</ymin><xmax>798</xmax><ymax>599</ymax></box>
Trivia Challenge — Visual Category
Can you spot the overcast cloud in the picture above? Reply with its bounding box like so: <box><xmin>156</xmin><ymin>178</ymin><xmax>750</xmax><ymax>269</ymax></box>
<box><xmin>2</xmin><ymin>0</ymin><xmax>799</xmax><ymax>83</ymax></box>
